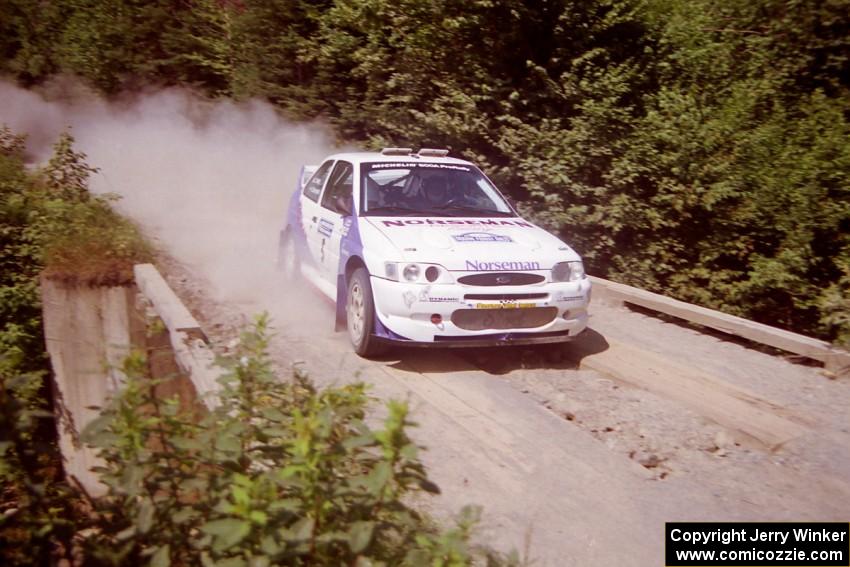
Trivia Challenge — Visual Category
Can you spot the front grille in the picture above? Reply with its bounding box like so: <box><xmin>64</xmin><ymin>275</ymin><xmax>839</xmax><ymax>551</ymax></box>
<box><xmin>464</xmin><ymin>293</ymin><xmax>548</xmax><ymax>301</ymax></box>
<box><xmin>457</xmin><ymin>272</ymin><xmax>545</xmax><ymax>286</ymax></box>
<box><xmin>451</xmin><ymin>307</ymin><xmax>558</xmax><ymax>331</ymax></box>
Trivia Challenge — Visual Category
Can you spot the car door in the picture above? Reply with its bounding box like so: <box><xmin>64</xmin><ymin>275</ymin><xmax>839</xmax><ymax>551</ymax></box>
<box><xmin>318</xmin><ymin>160</ymin><xmax>355</xmax><ymax>287</ymax></box>
<box><xmin>300</xmin><ymin>160</ymin><xmax>334</xmax><ymax>272</ymax></box>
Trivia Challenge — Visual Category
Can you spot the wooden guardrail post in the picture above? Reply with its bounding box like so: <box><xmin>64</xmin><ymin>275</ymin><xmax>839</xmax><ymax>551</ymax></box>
<box><xmin>589</xmin><ymin>276</ymin><xmax>850</xmax><ymax>377</ymax></box>
<box><xmin>133</xmin><ymin>264</ymin><xmax>222</xmax><ymax>409</ymax></box>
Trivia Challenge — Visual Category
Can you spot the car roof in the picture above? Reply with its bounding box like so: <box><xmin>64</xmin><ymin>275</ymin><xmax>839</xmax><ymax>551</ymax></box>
<box><xmin>322</xmin><ymin>151</ymin><xmax>474</xmax><ymax>167</ymax></box>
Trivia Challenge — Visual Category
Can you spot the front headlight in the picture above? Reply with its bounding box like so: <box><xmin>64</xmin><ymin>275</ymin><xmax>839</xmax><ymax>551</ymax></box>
<box><xmin>402</xmin><ymin>264</ymin><xmax>420</xmax><ymax>282</ymax></box>
<box><xmin>384</xmin><ymin>262</ymin><xmax>453</xmax><ymax>283</ymax></box>
<box><xmin>552</xmin><ymin>261</ymin><xmax>585</xmax><ymax>282</ymax></box>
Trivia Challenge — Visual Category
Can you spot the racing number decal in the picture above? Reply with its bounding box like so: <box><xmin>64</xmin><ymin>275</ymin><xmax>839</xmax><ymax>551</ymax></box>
<box><xmin>317</xmin><ymin>218</ymin><xmax>334</xmax><ymax>264</ymax></box>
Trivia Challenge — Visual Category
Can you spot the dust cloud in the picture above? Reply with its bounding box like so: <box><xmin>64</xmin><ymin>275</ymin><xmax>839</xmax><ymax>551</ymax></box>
<box><xmin>0</xmin><ymin>78</ymin><xmax>341</xmax><ymax>331</ymax></box>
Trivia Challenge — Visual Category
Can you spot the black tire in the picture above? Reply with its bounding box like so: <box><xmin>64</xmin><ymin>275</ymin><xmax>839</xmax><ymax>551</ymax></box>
<box><xmin>346</xmin><ymin>267</ymin><xmax>385</xmax><ymax>357</ymax></box>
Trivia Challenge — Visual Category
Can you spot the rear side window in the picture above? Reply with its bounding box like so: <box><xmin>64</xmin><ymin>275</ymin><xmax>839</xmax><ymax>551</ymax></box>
<box><xmin>303</xmin><ymin>160</ymin><xmax>334</xmax><ymax>202</ymax></box>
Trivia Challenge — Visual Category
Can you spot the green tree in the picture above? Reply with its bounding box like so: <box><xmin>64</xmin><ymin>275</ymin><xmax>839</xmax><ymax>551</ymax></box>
<box><xmin>229</xmin><ymin>0</ymin><xmax>330</xmax><ymax>110</ymax></box>
<box><xmin>57</xmin><ymin>0</ymin><xmax>234</xmax><ymax>94</ymax></box>
<box><xmin>0</xmin><ymin>0</ymin><xmax>67</xmax><ymax>83</ymax></box>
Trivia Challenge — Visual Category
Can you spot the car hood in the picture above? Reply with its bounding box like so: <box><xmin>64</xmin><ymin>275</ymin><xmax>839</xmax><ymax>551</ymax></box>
<box><xmin>363</xmin><ymin>216</ymin><xmax>580</xmax><ymax>270</ymax></box>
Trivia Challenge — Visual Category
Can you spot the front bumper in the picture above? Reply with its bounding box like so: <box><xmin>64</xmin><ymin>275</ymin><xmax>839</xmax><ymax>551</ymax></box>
<box><xmin>370</xmin><ymin>275</ymin><xmax>591</xmax><ymax>346</ymax></box>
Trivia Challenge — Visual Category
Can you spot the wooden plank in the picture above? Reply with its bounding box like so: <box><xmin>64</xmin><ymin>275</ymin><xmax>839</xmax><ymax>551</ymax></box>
<box><xmin>590</xmin><ymin>276</ymin><xmax>850</xmax><ymax>375</ymax></box>
<box><xmin>570</xmin><ymin>337</ymin><xmax>810</xmax><ymax>450</ymax></box>
<box><xmin>133</xmin><ymin>263</ymin><xmax>207</xmax><ymax>342</ymax></box>
<box><xmin>134</xmin><ymin>263</ymin><xmax>221</xmax><ymax>408</ymax></box>
<box><xmin>170</xmin><ymin>330</ymin><xmax>222</xmax><ymax>409</ymax></box>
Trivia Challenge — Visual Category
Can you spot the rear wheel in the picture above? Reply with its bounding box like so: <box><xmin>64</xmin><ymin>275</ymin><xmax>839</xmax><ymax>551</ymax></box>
<box><xmin>347</xmin><ymin>267</ymin><xmax>384</xmax><ymax>357</ymax></box>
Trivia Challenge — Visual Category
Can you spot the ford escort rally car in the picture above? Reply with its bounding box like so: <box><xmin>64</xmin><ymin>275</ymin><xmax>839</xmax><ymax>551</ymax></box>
<box><xmin>278</xmin><ymin>148</ymin><xmax>591</xmax><ymax>357</ymax></box>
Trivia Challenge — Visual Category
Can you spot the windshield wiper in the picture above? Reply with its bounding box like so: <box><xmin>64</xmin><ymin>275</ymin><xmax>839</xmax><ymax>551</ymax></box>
<box><xmin>364</xmin><ymin>205</ymin><xmax>422</xmax><ymax>217</ymax></box>
<box><xmin>428</xmin><ymin>204</ymin><xmax>514</xmax><ymax>217</ymax></box>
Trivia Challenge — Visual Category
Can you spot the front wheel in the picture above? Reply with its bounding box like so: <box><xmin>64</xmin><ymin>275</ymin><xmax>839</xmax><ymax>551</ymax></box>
<box><xmin>346</xmin><ymin>268</ymin><xmax>384</xmax><ymax>357</ymax></box>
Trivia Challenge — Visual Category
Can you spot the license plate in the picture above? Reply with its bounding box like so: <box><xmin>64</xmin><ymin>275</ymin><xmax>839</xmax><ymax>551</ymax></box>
<box><xmin>475</xmin><ymin>302</ymin><xmax>536</xmax><ymax>309</ymax></box>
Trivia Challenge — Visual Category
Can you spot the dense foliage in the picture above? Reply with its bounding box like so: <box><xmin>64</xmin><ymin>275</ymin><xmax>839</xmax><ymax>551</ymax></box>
<box><xmin>80</xmin><ymin>316</ymin><xmax>509</xmax><ymax>566</ymax></box>
<box><xmin>1</xmin><ymin>0</ymin><xmax>847</xmax><ymax>342</ymax></box>
<box><xmin>1</xmin><ymin>124</ymin><xmax>150</xmax><ymax>398</ymax></box>
<box><xmin>0</xmin><ymin>132</ymin><xmax>81</xmax><ymax>565</ymax></box>
<box><xmin>0</xmin><ymin>126</ymin><xmax>43</xmax><ymax>378</ymax></box>
<box><xmin>0</xmin><ymin>128</ymin><xmax>155</xmax><ymax>564</ymax></box>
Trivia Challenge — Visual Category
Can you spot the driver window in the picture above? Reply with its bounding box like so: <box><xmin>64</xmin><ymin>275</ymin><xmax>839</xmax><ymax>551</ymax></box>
<box><xmin>303</xmin><ymin>160</ymin><xmax>334</xmax><ymax>202</ymax></box>
<box><xmin>321</xmin><ymin>161</ymin><xmax>354</xmax><ymax>215</ymax></box>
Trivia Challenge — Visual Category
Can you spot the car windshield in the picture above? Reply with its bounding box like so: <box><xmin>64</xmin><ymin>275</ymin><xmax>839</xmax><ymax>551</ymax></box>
<box><xmin>360</xmin><ymin>162</ymin><xmax>515</xmax><ymax>217</ymax></box>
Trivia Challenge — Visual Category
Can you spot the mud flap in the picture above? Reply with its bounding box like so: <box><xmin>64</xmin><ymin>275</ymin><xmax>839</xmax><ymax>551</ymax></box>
<box><xmin>335</xmin><ymin>273</ymin><xmax>346</xmax><ymax>331</ymax></box>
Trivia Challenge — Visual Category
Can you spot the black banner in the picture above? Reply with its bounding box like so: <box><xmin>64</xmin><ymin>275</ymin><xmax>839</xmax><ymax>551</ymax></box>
<box><xmin>666</xmin><ymin>522</ymin><xmax>849</xmax><ymax>566</ymax></box>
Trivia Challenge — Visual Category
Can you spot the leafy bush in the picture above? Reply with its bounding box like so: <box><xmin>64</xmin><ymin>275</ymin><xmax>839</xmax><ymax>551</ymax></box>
<box><xmin>0</xmin><ymin>127</ymin><xmax>93</xmax><ymax>562</ymax></box>
<box><xmin>34</xmin><ymin>131</ymin><xmax>154</xmax><ymax>285</ymax></box>
<box><xmin>0</xmin><ymin>125</ymin><xmax>154</xmax><ymax>563</ymax></box>
<box><xmin>0</xmin><ymin>126</ymin><xmax>67</xmax><ymax>564</ymax></box>
<box><xmin>37</xmin><ymin>191</ymin><xmax>154</xmax><ymax>286</ymax></box>
<box><xmin>0</xmin><ymin>365</ymin><xmax>87</xmax><ymax>566</ymax></box>
<box><xmin>81</xmin><ymin>315</ymin><xmax>513</xmax><ymax>566</ymax></box>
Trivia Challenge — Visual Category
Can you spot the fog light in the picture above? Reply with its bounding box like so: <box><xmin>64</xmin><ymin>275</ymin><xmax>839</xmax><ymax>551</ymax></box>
<box><xmin>563</xmin><ymin>310</ymin><xmax>572</xmax><ymax>320</ymax></box>
<box><xmin>385</xmin><ymin>262</ymin><xmax>398</xmax><ymax>280</ymax></box>
<box><xmin>430</xmin><ymin>314</ymin><xmax>442</xmax><ymax>324</ymax></box>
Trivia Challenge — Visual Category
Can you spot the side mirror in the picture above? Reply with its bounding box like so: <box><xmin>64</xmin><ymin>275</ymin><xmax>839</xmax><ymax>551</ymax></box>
<box><xmin>336</xmin><ymin>195</ymin><xmax>353</xmax><ymax>216</ymax></box>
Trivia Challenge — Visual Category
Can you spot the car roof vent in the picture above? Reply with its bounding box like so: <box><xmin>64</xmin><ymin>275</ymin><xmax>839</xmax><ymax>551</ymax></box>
<box><xmin>381</xmin><ymin>147</ymin><xmax>413</xmax><ymax>156</ymax></box>
<box><xmin>417</xmin><ymin>148</ymin><xmax>449</xmax><ymax>157</ymax></box>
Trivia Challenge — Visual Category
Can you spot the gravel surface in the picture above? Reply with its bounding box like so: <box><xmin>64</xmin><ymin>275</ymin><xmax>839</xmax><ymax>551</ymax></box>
<box><xmin>157</xmin><ymin>251</ymin><xmax>850</xmax><ymax>564</ymax></box>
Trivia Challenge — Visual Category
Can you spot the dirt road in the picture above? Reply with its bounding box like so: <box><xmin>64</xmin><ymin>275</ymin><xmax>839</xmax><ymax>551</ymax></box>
<box><xmin>162</xmin><ymin>257</ymin><xmax>850</xmax><ymax>566</ymax></box>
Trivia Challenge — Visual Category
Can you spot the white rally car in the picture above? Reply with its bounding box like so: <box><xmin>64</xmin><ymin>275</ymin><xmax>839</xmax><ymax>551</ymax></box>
<box><xmin>278</xmin><ymin>148</ymin><xmax>591</xmax><ymax>356</ymax></box>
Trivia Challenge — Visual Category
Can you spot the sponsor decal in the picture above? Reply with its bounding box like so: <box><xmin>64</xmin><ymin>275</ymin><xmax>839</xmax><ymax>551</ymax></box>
<box><xmin>403</xmin><ymin>291</ymin><xmax>416</xmax><ymax>309</ymax></box>
<box><xmin>556</xmin><ymin>293</ymin><xmax>585</xmax><ymax>303</ymax></box>
<box><xmin>452</xmin><ymin>232</ymin><xmax>513</xmax><ymax>243</ymax></box>
<box><xmin>465</xmin><ymin>260</ymin><xmax>541</xmax><ymax>271</ymax></box>
<box><xmin>475</xmin><ymin>302</ymin><xmax>536</xmax><ymax>309</ymax></box>
<box><xmin>370</xmin><ymin>162</ymin><xmax>470</xmax><ymax>172</ymax></box>
<box><xmin>404</xmin><ymin>289</ymin><xmax>460</xmax><ymax>309</ymax></box>
<box><xmin>381</xmin><ymin>219</ymin><xmax>534</xmax><ymax>228</ymax></box>
<box><xmin>340</xmin><ymin>217</ymin><xmax>353</xmax><ymax>237</ymax></box>
<box><xmin>317</xmin><ymin>218</ymin><xmax>334</xmax><ymax>238</ymax></box>
<box><xmin>419</xmin><ymin>289</ymin><xmax>459</xmax><ymax>303</ymax></box>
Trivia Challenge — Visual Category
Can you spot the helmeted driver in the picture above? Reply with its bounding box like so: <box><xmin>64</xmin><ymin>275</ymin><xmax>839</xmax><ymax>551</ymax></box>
<box><xmin>420</xmin><ymin>176</ymin><xmax>449</xmax><ymax>206</ymax></box>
